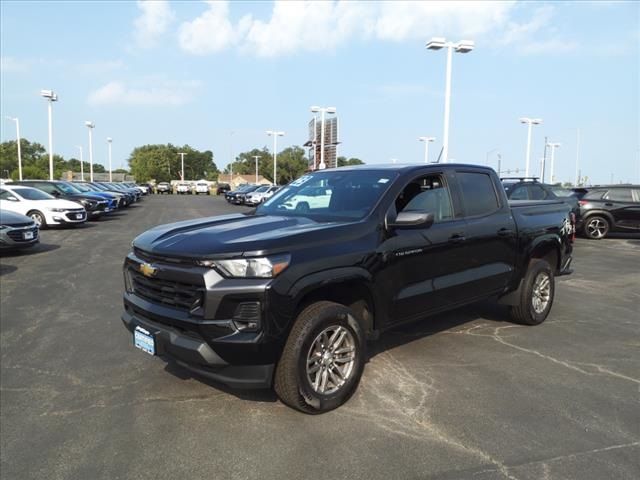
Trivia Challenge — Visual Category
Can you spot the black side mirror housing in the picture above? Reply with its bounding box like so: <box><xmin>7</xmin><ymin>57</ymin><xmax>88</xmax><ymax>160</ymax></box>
<box><xmin>387</xmin><ymin>212</ymin><xmax>435</xmax><ymax>230</ymax></box>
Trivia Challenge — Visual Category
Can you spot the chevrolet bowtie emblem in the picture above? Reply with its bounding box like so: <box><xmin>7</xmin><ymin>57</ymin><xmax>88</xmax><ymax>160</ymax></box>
<box><xmin>139</xmin><ymin>263</ymin><xmax>157</xmax><ymax>278</ymax></box>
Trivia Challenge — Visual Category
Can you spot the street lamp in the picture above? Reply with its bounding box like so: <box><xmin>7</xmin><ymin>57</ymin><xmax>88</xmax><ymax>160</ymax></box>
<box><xmin>266</xmin><ymin>130</ymin><xmax>285</xmax><ymax>185</ymax></box>
<box><xmin>76</xmin><ymin>145</ymin><xmax>84</xmax><ymax>181</ymax></box>
<box><xmin>5</xmin><ymin>116</ymin><xmax>22</xmax><ymax>180</ymax></box>
<box><xmin>519</xmin><ymin>117</ymin><xmax>542</xmax><ymax>177</ymax></box>
<box><xmin>426</xmin><ymin>37</ymin><xmax>474</xmax><ymax>163</ymax></box>
<box><xmin>107</xmin><ymin>137</ymin><xmax>113</xmax><ymax>182</ymax></box>
<box><xmin>310</xmin><ymin>106</ymin><xmax>336</xmax><ymax>170</ymax></box>
<box><xmin>85</xmin><ymin>121</ymin><xmax>95</xmax><ymax>182</ymax></box>
<box><xmin>178</xmin><ymin>152</ymin><xmax>187</xmax><ymax>181</ymax></box>
<box><xmin>41</xmin><ymin>89</ymin><xmax>58</xmax><ymax>180</ymax></box>
<box><xmin>486</xmin><ymin>148</ymin><xmax>499</xmax><ymax>167</ymax></box>
<box><xmin>253</xmin><ymin>155</ymin><xmax>261</xmax><ymax>184</ymax></box>
<box><xmin>418</xmin><ymin>136</ymin><xmax>436</xmax><ymax>163</ymax></box>
<box><xmin>547</xmin><ymin>142</ymin><xmax>561</xmax><ymax>184</ymax></box>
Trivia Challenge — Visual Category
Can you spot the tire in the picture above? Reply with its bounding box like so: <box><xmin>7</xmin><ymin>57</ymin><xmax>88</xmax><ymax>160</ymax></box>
<box><xmin>27</xmin><ymin>210</ymin><xmax>47</xmax><ymax>229</ymax></box>
<box><xmin>274</xmin><ymin>301</ymin><xmax>366</xmax><ymax>414</ymax></box>
<box><xmin>583</xmin><ymin>215</ymin><xmax>609</xmax><ymax>239</ymax></box>
<box><xmin>510</xmin><ymin>259</ymin><xmax>555</xmax><ymax>326</ymax></box>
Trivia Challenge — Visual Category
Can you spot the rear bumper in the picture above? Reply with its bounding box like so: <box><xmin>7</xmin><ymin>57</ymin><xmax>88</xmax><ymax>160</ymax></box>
<box><xmin>121</xmin><ymin>308</ymin><xmax>274</xmax><ymax>389</ymax></box>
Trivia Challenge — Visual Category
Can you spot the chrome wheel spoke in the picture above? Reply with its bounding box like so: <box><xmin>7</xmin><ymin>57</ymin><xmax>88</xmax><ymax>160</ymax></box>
<box><xmin>306</xmin><ymin>325</ymin><xmax>356</xmax><ymax>395</ymax></box>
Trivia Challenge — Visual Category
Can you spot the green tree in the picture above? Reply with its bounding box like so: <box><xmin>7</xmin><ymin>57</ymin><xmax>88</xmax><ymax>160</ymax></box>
<box><xmin>128</xmin><ymin>144</ymin><xmax>218</xmax><ymax>182</ymax></box>
<box><xmin>0</xmin><ymin>139</ymin><xmax>47</xmax><ymax>178</ymax></box>
<box><xmin>337</xmin><ymin>156</ymin><xmax>365</xmax><ymax>167</ymax></box>
<box><xmin>228</xmin><ymin>146</ymin><xmax>308</xmax><ymax>184</ymax></box>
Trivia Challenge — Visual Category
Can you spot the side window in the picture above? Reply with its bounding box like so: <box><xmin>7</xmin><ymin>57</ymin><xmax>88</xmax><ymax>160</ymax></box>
<box><xmin>510</xmin><ymin>185</ymin><xmax>529</xmax><ymax>200</ymax></box>
<box><xmin>458</xmin><ymin>172</ymin><xmax>500</xmax><ymax>217</ymax></box>
<box><xmin>528</xmin><ymin>185</ymin><xmax>547</xmax><ymax>200</ymax></box>
<box><xmin>395</xmin><ymin>174</ymin><xmax>453</xmax><ymax>223</ymax></box>
<box><xmin>604</xmin><ymin>189</ymin><xmax>633</xmax><ymax>202</ymax></box>
<box><xmin>0</xmin><ymin>189</ymin><xmax>12</xmax><ymax>200</ymax></box>
<box><xmin>34</xmin><ymin>183</ymin><xmax>55</xmax><ymax>194</ymax></box>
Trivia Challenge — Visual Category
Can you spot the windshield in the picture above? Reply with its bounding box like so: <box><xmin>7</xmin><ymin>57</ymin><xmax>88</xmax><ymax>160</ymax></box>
<box><xmin>59</xmin><ymin>182</ymin><xmax>82</xmax><ymax>194</ymax></box>
<box><xmin>71</xmin><ymin>183</ymin><xmax>92</xmax><ymax>192</ymax></box>
<box><xmin>254</xmin><ymin>186</ymin><xmax>269</xmax><ymax>193</ymax></box>
<box><xmin>256</xmin><ymin>170</ymin><xmax>396</xmax><ymax>221</ymax></box>
<box><xmin>12</xmin><ymin>187</ymin><xmax>54</xmax><ymax>200</ymax></box>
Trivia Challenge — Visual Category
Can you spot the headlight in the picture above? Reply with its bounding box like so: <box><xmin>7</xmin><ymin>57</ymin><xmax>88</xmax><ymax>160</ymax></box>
<box><xmin>198</xmin><ymin>254</ymin><xmax>291</xmax><ymax>278</ymax></box>
<box><xmin>48</xmin><ymin>208</ymin><xmax>68</xmax><ymax>212</ymax></box>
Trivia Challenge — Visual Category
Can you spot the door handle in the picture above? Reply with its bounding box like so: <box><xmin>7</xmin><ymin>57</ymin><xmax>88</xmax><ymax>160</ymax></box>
<box><xmin>449</xmin><ymin>233</ymin><xmax>466</xmax><ymax>243</ymax></box>
<box><xmin>605</xmin><ymin>203</ymin><xmax>614</xmax><ymax>206</ymax></box>
<box><xmin>498</xmin><ymin>228</ymin><xmax>514</xmax><ymax>237</ymax></box>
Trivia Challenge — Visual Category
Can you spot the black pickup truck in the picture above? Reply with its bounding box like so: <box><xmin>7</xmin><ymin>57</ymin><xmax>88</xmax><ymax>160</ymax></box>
<box><xmin>122</xmin><ymin>165</ymin><xmax>574</xmax><ymax>413</ymax></box>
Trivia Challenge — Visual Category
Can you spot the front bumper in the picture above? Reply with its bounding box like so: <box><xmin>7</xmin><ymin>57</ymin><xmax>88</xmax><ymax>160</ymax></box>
<box><xmin>121</xmin><ymin>309</ymin><xmax>274</xmax><ymax>388</ymax></box>
<box><xmin>121</xmin><ymin>250</ymin><xmax>282</xmax><ymax>389</ymax></box>
<box><xmin>48</xmin><ymin>210</ymin><xmax>87</xmax><ymax>225</ymax></box>
<box><xmin>0</xmin><ymin>225</ymin><xmax>39</xmax><ymax>249</ymax></box>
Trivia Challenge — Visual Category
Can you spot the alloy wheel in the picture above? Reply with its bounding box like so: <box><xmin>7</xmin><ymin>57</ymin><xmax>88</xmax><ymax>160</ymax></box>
<box><xmin>306</xmin><ymin>325</ymin><xmax>356</xmax><ymax>395</ymax></box>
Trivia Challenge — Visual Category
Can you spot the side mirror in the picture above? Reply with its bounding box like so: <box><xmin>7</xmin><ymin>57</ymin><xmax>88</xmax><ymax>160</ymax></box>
<box><xmin>7</xmin><ymin>195</ymin><xmax>19</xmax><ymax>202</ymax></box>
<box><xmin>387</xmin><ymin>211</ymin><xmax>434</xmax><ymax>230</ymax></box>
<box><xmin>52</xmin><ymin>190</ymin><xmax>60</xmax><ymax>197</ymax></box>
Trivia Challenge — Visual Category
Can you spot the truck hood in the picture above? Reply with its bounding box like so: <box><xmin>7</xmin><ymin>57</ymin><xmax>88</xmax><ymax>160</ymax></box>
<box><xmin>133</xmin><ymin>213</ymin><xmax>361</xmax><ymax>258</ymax></box>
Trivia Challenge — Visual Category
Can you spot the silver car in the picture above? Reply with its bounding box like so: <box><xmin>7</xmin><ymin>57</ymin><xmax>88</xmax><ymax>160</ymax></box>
<box><xmin>0</xmin><ymin>210</ymin><xmax>39</xmax><ymax>250</ymax></box>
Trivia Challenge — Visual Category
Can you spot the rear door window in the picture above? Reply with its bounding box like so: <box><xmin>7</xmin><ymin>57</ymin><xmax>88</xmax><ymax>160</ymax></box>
<box><xmin>528</xmin><ymin>185</ymin><xmax>548</xmax><ymax>200</ymax></box>
<box><xmin>604</xmin><ymin>189</ymin><xmax>633</xmax><ymax>202</ymax></box>
<box><xmin>510</xmin><ymin>185</ymin><xmax>529</xmax><ymax>200</ymax></box>
<box><xmin>458</xmin><ymin>172</ymin><xmax>500</xmax><ymax>217</ymax></box>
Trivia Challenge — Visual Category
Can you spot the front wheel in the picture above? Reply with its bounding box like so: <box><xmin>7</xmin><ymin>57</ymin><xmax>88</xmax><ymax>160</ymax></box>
<box><xmin>274</xmin><ymin>301</ymin><xmax>365</xmax><ymax>414</ymax></box>
<box><xmin>27</xmin><ymin>210</ymin><xmax>47</xmax><ymax>229</ymax></box>
<box><xmin>584</xmin><ymin>215</ymin><xmax>609</xmax><ymax>239</ymax></box>
<box><xmin>510</xmin><ymin>259</ymin><xmax>555</xmax><ymax>325</ymax></box>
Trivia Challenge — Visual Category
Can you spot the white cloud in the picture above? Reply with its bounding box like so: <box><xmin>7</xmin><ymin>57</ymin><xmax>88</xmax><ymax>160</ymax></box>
<box><xmin>87</xmin><ymin>79</ymin><xmax>200</xmax><ymax>106</ymax></box>
<box><xmin>177</xmin><ymin>1</ymin><xmax>578</xmax><ymax>57</ymax></box>
<box><xmin>178</xmin><ymin>1</ymin><xmax>250</xmax><ymax>54</ymax></box>
<box><xmin>133</xmin><ymin>0</ymin><xmax>175</xmax><ymax>48</ymax></box>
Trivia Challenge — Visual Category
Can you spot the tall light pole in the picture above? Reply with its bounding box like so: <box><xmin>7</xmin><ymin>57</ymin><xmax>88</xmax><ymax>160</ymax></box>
<box><xmin>266</xmin><ymin>130</ymin><xmax>285</xmax><ymax>185</ymax></box>
<box><xmin>426</xmin><ymin>38</ymin><xmax>474</xmax><ymax>163</ymax></box>
<box><xmin>76</xmin><ymin>145</ymin><xmax>84</xmax><ymax>181</ymax></box>
<box><xmin>575</xmin><ymin>128</ymin><xmax>581</xmax><ymax>186</ymax></box>
<box><xmin>85</xmin><ymin>121</ymin><xmax>95</xmax><ymax>182</ymax></box>
<box><xmin>547</xmin><ymin>142</ymin><xmax>561</xmax><ymax>184</ymax></box>
<box><xmin>178</xmin><ymin>152</ymin><xmax>186</xmax><ymax>181</ymax></box>
<box><xmin>40</xmin><ymin>90</ymin><xmax>58</xmax><ymax>180</ymax></box>
<box><xmin>310</xmin><ymin>106</ymin><xmax>336</xmax><ymax>170</ymax></box>
<box><xmin>6</xmin><ymin>116</ymin><xmax>22</xmax><ymax>180</ymax></box>
<box><xmin>107</xmin><ymin>137</ymin><xmax>113</xmax><ymax>182</ymax></box>
<box><xmin>418</xmin><ymin>136</ymin><xmax>436</xmax><ymax>163</ymax></box>
<box><xmin>486</xmin><ymin>147</ymin><xmax>499</xmax><ymax>167</ymax></box>
<box><xmin>519</xmin><ymin>117</ymin><xmax>542</xmax><ymax>177</ymax></box>
<box><xmin>253</xmin><ymin>155</ymin><xmax>261</xmax><ymax>184</ymax></box>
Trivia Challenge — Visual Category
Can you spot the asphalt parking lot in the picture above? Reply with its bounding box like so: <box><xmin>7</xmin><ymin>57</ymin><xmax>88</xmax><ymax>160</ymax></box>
<box><xmin>1</xmin><ymin>194</ymin><xmax>638</xmax><ymax>480</ymax></box>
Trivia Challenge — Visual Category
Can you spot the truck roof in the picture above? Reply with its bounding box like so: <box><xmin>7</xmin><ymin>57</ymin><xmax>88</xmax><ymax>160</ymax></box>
<box><xmin>326</xmin><ymin>163</ymin><xmax>495</xmax><ymax>173</ymax></box>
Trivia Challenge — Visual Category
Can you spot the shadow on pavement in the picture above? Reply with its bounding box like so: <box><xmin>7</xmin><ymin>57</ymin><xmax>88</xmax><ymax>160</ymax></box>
<box><xmin>0</xmin><ymin>243</ymin><xmax>60</xmax><ymax>258</ymax></box>
<box><xmin>0</xmin><ymin>264</ymin><xmax>18</xmax><ymax>276</ymax></box>
<box><xmin>163</xmin><ymin>360</ymin><xmax>278</xmax><ymax>403</ymax></box>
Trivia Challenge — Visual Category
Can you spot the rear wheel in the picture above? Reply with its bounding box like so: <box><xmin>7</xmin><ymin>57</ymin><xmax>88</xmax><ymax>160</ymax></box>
<box><xmin>295</xmin><ymin>202</ymin><xmax>310</xmax><ymax>213</ymax></box>
<box><xmin>510</xmin><ymin>259</ymin><xmax>555</xmax><ymax>325</ymax></box>
<box><xmin>27</xmin><ymin>210</ymin><xmax>47</xmax><ymax>229</ymax></box>
<box><xmin>584</xmin><ymin>215</ymin><xmax>609</xmax><ymax>239</ymax></box>
<box><xmin>274</xmin><ymin>301</ymin><xmax>365</xmax><ymax>414</ymax></box>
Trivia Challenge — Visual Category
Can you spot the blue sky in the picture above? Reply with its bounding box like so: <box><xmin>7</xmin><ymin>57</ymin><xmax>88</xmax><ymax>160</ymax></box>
<box><xmin>1</xmin><ymin>0</ymin><xmax>638</xmax><ymax>184</ymax></box>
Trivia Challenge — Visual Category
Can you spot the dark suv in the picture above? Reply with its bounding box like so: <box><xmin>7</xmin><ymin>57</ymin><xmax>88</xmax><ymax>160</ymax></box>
<box><xmin>502</xmin><ymin>178</ymin><xmax>580</xmax><ymax>222</ymax></box>
<box><xmin>577</xmin><ymin>185</ymin><xmax>640</xmax><ymax>239</ymax></box>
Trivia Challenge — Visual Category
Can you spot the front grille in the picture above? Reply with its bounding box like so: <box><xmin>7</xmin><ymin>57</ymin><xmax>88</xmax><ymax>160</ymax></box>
<box><xmin>129</xmin><ymin>267</ymin><xmax>203</xmax><ymax>311</ymax></box>
<box><xmin>65</xmin><ymin>210</ymin><xmax>86</xmax><ymax>221</ymax></box>
<box><xmin>134</xmin><ymin>247</ymin><xmax>195</xmax><ymax>266</ymax></box>
<box><xmin>6</xmin><ymin>227</ymin><xmax>38</xmax><ymax>242</ymax></box>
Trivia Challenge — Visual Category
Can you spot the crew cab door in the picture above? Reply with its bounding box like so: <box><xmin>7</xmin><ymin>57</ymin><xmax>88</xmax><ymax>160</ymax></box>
<box><xmin>377</xmin><ymin>171</ymin><xmax>469</xmax><ymax>324</ymax></box>
<box><xmin>452</xmin><ymin>170</ymin><xmax>518</xmax><ymax>298</ymax></box>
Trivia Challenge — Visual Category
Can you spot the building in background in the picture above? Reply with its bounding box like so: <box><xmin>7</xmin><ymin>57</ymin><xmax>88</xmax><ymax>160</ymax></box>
<box><xmin>217</xmin><ymin>173</ymin><xmax>271</xmax><ymax>188</ymax></box>
<box><xmin>304</xmin><ymin>115</ymin><xmax>340</xmax><ymax>170</ymax></box>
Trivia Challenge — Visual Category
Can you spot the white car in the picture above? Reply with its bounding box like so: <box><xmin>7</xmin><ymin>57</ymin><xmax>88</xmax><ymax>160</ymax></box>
<box><xmin>245</xmin><ymin>185</ymin><xmax>280</xmax><ymax>206</ymax></box>
<box><xmin>177</xmin><ymin>183</ymin><xmax>191</xmax><ymax>195</ymax></box>
<box><xmin>0</xmin><ymin>185</ymin><xmax>87</xmax><ymax>227</ymax></box>
<box><xmin>281</xmin><ymin>186</ymin><xmax>331</xmax><ymax>211</ymax></box>
<box><xmin>195</xmin><ymin>183</ymin><xmax>210</xmax><ymax>195</ymax></box>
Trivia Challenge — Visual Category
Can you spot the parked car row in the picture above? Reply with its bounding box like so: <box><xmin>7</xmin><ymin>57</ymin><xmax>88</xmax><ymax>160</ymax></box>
<box><xmin>225</xmin><ymin>184</ymin><xmax>280</xmax><ymax>206</ymax></box>
<box><xmin>154</xmin><ymin>182</ymin><xmax>213</xmax><ymax>195</ymax></box>
<box><xmin>501</xmin><ymin>177</ymin><xmax>640</xmax><ymax>239</ymax></box>
<box><xmin>0</xmin><ymin>180</ymin><xmax>147</xmax><ymax>251</ymax></box>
